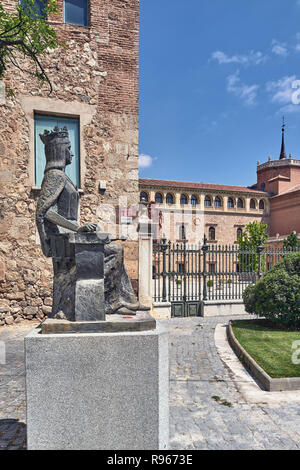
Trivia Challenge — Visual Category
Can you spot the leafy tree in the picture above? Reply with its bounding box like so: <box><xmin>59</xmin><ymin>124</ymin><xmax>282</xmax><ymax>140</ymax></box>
<box><xmin>283</xmin><ymin>231</ymin><xmax>300</xmax><ymax>251</ymax></box>
<box><xmin>0</xmin><ymin>0</ymin><xmax>60</xmax><ymax>94</ymax></box>
<box><xmin>243</xmin><ymin>253</ymin><xmax>300</xmax><ymax>328</ymax></box>
<box><xmin>237</xmin><ymin>221</ymin><xmax>268</xmax><ymax>273</ymax></box>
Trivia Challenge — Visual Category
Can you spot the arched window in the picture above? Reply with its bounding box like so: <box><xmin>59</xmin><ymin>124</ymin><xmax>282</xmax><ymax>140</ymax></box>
<box><xmin>228</xmin><ymin>197</ymin><xmax>234</xmax><ymax>208</ymax></box>
<box><xmin>250</xmin><ymin>199</ymin><xmax>256</xmax><ymax>209</ymax></box>
<box><xmin>140</xmin><ymin>191</ymin><xmax>149</xmax><ymax>202</ymax></box>
<box><xmin>214</xmin><ymin>196</ymin><xmax>222</xmax><ymax>207</ymax></box>
<box><xmin>259</xmin><ymin>200</ymin><xmax>265</xmax><ymax>210</ymax></box>
<box><xmin>179</xmin><ymin>224</ymin><xmax>186</xmax><ymax>240</ymax></box>
<box><xmin>180</xmin><ymin>194</ymin><xmax>188</xmax><ymax>205</ymax></box>
<box><xmin>209</xmin><ymin>227</ymin><xmax>215</xmax><ymax>241</ymax></box>
<box><xmin>191</xmin><ymin>195</ymin><xmax>198</xmax><ymax>206</ymax></box>
<box><xmin>237</xmin><ymin>228</ymin><xmax>243</xmax><ymax>240</ymax></box>
<box><xmin>166</xmin><ymin>193</ymin><xmax>174</xmax><ymax>204</ymax></box>
<box><xmin>155</xmin><ymin>192</ymin><xmax>163</xmax><ymax>204</ymax></box>
<box><xmin>237</xmin><ymin>198</ymin><xmax>244</xmax><ymax>208</ymax></box>
<box><xmin>204</xmin><ymin>195</ymin><xmax>212</xmax><ymax>207</ymax></box>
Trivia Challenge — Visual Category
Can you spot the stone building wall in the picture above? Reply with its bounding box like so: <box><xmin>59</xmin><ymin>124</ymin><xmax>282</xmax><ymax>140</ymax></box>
<box><xmin>0</xmin><ymin>0</ymin><xmax>140</xmax><ymax>326</ymax></box>
<box><xmin>139</xmin><ymin>180</ymin><xmax>269</xmax><ymax>245</ymax></box>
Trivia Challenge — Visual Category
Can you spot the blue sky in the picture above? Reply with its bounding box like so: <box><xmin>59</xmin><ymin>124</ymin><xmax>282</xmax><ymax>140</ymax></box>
<box><xmin>139</xmin><ymin>0</ymin><xmax>300</xmax><ymax>187</ymax></box>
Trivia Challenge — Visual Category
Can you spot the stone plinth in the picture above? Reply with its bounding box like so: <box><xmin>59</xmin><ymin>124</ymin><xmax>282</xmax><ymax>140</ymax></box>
<box><xmin>25</xmin><ymin>319</ymin><xmax>169</xmax><ymax>450</ymax></box>
<box><xmin>51</xmin><ymin>232</ymin><xmax>110</xmax><ymax>321</ymax></box>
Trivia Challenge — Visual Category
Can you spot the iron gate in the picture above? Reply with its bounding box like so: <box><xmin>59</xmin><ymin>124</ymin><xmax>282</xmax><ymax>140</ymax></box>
<box><xmin>152</xmin><ymin>237</ymin><xmax>299</xmax><ymax>317</ymax></box>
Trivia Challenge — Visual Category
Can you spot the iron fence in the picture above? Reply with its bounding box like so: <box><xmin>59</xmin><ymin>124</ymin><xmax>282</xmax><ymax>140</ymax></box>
<box><xmin>152</xmin><ymin>237</ymin><xmax>300</xmax><ymax>304</ymax></box>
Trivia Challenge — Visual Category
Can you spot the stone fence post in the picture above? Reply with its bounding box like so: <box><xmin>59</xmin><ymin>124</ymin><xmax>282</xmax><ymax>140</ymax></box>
<box><xmin>138</xmin><ymin>233</ymin><xmax>153</xmax><ymax>309</ymax></box>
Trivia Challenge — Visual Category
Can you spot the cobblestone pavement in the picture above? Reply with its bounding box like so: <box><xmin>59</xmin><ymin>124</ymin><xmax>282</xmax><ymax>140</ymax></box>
<box><xmin>164</xmin><ymin>316</ymin><xmax>300</xmax><ymax>450</ymax></box>
<box><xmin>0</xmin><ymin>317</ymin><xmax>300</xmax><ymax>450</ymax></box>
<box><xmin>0</xmin><ymin>321</ymin><xmax>38</xmax><ymax>450</ymax></box>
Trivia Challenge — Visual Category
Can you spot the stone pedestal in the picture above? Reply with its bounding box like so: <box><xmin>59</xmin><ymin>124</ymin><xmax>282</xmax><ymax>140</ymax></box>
<box><xmin>51</xmin><ymin>232</ymin><xmax>109</xmax><ymax>321</ymax></box>
<box><xmin>25</xmin><ymin>315</ymin><xmax>169</xmax><ymax>450</ymax></box>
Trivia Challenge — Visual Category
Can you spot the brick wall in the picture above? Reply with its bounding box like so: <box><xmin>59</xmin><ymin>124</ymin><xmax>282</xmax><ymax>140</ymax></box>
<box><xmin>0</xmin><ymin>0</ymin><xmax>140</xmax><ymax>325</ymax></box>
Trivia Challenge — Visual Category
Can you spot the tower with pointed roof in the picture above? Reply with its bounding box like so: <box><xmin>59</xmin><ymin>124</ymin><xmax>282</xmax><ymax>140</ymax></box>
<box><xmin>279</xmin><ymin>117</ymin><xmax>287</xmax><ymax>160</ymax></box>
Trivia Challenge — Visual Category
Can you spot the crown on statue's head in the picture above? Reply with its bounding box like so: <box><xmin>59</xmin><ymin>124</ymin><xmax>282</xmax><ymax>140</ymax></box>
<box><xmin>40</xmin><ymin>126</ymin><xmax>69</xmax><ymax>145</ymax></box>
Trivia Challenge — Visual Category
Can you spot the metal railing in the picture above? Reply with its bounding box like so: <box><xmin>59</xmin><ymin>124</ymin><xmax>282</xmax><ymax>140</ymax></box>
<box><xmin>152</xmin><ymin>237</ymin><xmax>300</xmax><ymax>303</ymax></box>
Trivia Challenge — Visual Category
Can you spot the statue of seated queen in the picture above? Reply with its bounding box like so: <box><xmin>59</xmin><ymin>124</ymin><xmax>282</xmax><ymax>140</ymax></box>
<box><xmin>36</xmin><ymin>126</ymin><xmax>145</xmax><ymax>321</ymax></box>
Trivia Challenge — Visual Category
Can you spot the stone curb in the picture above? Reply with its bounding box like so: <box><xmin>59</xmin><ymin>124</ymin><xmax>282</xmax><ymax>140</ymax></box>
<box><xmin>228</xmin><ymin>320</ymin><xmax>300</xmax><ymax>392</ymax></box>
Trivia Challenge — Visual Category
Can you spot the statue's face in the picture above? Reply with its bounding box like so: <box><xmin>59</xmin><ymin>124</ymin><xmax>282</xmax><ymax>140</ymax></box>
<box><xmin>65</xmin><ymin>139</ymin><xmax>74</xmax><ymax>166</ymax></box>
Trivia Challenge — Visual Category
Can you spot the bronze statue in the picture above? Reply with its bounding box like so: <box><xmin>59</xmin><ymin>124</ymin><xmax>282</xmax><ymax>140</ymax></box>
<box><xmin>36</xmin><ymin>126</ymin><xmax>144</xmax><ymax>319</ymax></box>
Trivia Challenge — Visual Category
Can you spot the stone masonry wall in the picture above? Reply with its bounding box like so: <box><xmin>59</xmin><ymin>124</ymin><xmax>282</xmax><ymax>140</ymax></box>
<box><xmin>0</xmin><ymin>0</ymin><xmax>140</xmax><ymax>325</ymax></box>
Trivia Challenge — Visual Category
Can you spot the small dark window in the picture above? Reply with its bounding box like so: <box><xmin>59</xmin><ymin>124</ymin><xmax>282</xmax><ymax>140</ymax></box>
<box><xmin>237</xmin><ymin>198</ymin><xmax>244</xmax><ymax>208</ymax></box>
<box><xmin>261</xmin><ymin>183</ymin><xmax>266</xmax><ymax>191</ymax></box>
<box><xmin>178</xmin><ymin>263</ymin><xmax>185</xmax><ymax>274</ymax></box>
<box><xmin>191</xmin><ymin>195</ymin><xmax>198</xmax><ymax>206</ymax></box>
<box><xmin>204</xmin><ymin>196</ymin><xmax>212</xmax><ymax>207</ymax></box>
<box><xmin>250</xmin><ymin>199</ymin><xmax>256</xmax><ymax>209</ymax></box>
<box><xmin>259</xmin><ymin>200</ymin><xmax>265</xmax><ymax>210</ymax></box>
<box><xmin>166</xmin><ymin>193</ymin><xmax>174</xmax><ymax>204</ymax></box>
<box><xmin>209</xmin><ymin>227</ymin><xmax>215</xmax><ymax>241</ymax></box>
<box><xmin>64</xmin><ymin>0</ymin><xmax>89</xmax><ymax>26</ymax></box>
<box><xmin>180</xmin><ymin>194</ymin><xmax>188</xmax><ymax>205</ymax></box>
<box><xmin>140</xmin><ymin>192</ymin><xmax>149</xmax><ymax>202</ymax></box>
<box><xmin>228</xmin><ymin>197</ymin><xmax>234</xmax><ymax>208</ymax></box>
<box><xmin>179</xmin><ymin>224</ymin><xmax>186</xmax><ymax>240</ymax></box>
<box><xmin>237</xmin><ymin>228</ymin><xmax>243</xmax><ymax>240</ymax></box>
<box><xmin>155</xmin><ymin>192</ymin><xmax>163</xmax><ymax>204</ymax></box>
<box><xmin>209</xmin><ymin>263</ymin><xmax>215</xmax><ymax>274</ymax></box>
<box><xmin>214</xmin><ymin>196</ymin><xmax>222</xmax><ymax>207</ymax></box>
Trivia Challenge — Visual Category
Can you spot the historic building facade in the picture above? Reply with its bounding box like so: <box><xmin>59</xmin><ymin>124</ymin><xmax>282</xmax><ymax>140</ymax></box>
<box><xmin>139</xmin><ymin>180</ymin><xmax>269</xmax><ymax>245</ymax></box>
<box><xmin>139</xmin><ymin>124</ymin><xmax>300</xmax><ymax>246</ymax></box>
<box><xmin>0</xmin><ymin>0</ymin><xmax>140</xmax><ymax>325</ymax></box>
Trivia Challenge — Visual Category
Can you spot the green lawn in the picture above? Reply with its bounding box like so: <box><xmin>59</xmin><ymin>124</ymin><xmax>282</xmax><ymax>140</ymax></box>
<box><xmin>231</xmin><ymin>320</ymin><xmax>300</xmax><ymax>378</ymax></box>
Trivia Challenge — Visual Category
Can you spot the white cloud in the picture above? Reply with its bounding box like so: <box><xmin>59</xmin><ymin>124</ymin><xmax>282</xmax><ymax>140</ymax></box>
<box><xmin>139</xmin><ymin>154</ymin><xmax>154</xmax><ymax>168</ymax></box>
<box><xmin>227</xmin><ymin>71</ymin><xmax>259</xmax><ymax>106</ymax></box>
<box><xmin>271</xmin><ymin>40</ymin><xmax>288</xmax><ymax>57</ymax></box>
<box><xmin>211</xmin><ymin>50</ymin><xmax>266</xmax><ymax>66</ymax></box>
<box><xmin>266</xmin><ymin>75</ymin><xmax>297</xmax><ymax>105</ymax></box>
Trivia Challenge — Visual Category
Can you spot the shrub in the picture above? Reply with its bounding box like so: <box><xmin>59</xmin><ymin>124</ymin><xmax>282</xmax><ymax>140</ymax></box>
<box><xmin>207</xmin><ymin>280</ymin><xmax>213</xmax><ymax>288</ymax></box>
<box><xmin>243</xmin><ymin>253</ymin><xmax>300</xmax><ymax>328</ymax></box>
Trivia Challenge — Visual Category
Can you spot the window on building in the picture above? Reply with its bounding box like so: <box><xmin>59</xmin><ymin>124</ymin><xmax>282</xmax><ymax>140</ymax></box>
<box><xmin>209</xmin><ymin>263</ymin><xmax>215</xmax><ymax>274</ymax></box>
<box><xmin>166</xmin><ymin>193</ymin><xmax>174</xmax><ymax>204</ymax></box>
<box><xmin>140</xmin><ymin>192</ymin><xmax>149</xmax><ymax>202</ymax></box>
<box><xmin>64</xmin><ymin>0</ymin><xmax>89</xmax><ymax>26</ymax></box>
<box><xmin>179</xmin><ymin>224</ymin><xmax>186</xmax><ymax>240</ymax></box>
<box><xmin>155</xmin><ymin>192</ymin><xmax>163</xmax><ymax>204</ymax></box>
<box><xmin>34</xmin><ymin>114</ymin><xmax>80</xmax><ymax>188</ymax></box>
<box><xmin>152</xmin><ymin>265</ymin><xmax>156</xmax><ymax>279</ymax></box>
<box><xmin>261</xmin><ymin>183</ymin><xmax>266</xmax><ymax>191</ymax></box>
<box><xmin>214</xmin><ymin>196</ymin><xmax>222</xmax><ymax>207</ymax></box>
<box><xmin>237</xmin><ymin>228</ymin><xmax>243</xmax><ymax>240</ymax></box>
<box><xmin>237</xmin><ymin>198</ymin><xmax>244</xmax><ymax>208</ymax></box>
<box><xmin>209</xmin><ymin>227</ymin><xmax>215</xmax><ymax>241</ymax></box>
<box><xmin>191</xmin><ymin>195</ymin><xmax>198</xmax><ymax>206</ymax></box>
<box><xmin>204</xmin><ymin>195</ymin><xmax>212</xmax><ymax>207</ymax></box>
<box><xmin>180</xmin><ymin>194</ymin><xmax>188</xmax><ymax>205</ymax></box>
<box><xmin>250</xmin><ymin>199</ymin><xmax>256</xmax><ymax>209</ymax></box>
<box><xmin>178</xmin><ymin>263</ymin><xmax>185</xmax><ymax>274</ymax></box>
<box><xmin>20</xmin><ymin>0</ymin><xmax>47</xmax><ymax>18</ymax></box>
<box><xmin>259</xmin><ymin>200</ymin><xmax>265</xmax><ymax>210</ymax></box>
<box><xmin>228</xmin><ymin>197</ymin><xmax>234</xmax><ymax>208</ymax></box>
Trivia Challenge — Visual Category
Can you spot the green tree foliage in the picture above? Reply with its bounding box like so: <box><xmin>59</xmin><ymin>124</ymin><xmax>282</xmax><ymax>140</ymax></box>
<box><xmin>243</xmin><ymin>253</ymin><xmax>300</xmax><ymax>328</ymax></box>
<box><xmin>0</xmin><ymin>0</ymin><xmax>59</xmax><ymax>93</ymax></box>
<box><xmin>283</xmin><ymin>231</ymin><xmax>300</xmax><ymax>251</ymax></box>
<box><xmin>237</xmin><ymin>221</ymin><xmax>268</xmax><ymax>272</ymax></box>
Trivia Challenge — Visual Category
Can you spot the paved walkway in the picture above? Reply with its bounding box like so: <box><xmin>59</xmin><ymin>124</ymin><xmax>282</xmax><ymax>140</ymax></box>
<box><xmin>0</xmin><ymin>317</ymin><xmax>300</xmax><ymax>450</ymax></box>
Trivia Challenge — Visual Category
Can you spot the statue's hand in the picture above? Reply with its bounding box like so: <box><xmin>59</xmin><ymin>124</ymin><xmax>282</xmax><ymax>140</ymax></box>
<box><xmin>78</xmin><ymin>223</ymin><xmax>98</xmax><ymax>233</ymax></box>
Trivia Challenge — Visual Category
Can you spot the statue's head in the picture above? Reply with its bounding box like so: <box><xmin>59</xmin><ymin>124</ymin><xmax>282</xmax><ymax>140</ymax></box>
<box><xmin>40</xmin><ymin>126</ymin><xmax>74</xmax><ymax>172</ymax></box>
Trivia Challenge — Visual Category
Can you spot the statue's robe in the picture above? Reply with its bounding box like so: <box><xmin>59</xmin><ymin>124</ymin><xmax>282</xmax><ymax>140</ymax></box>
<box><xmin>36</xmin><ymin>169</ymin><xmax>139</xmax><ymax>315</ymax></box>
